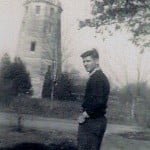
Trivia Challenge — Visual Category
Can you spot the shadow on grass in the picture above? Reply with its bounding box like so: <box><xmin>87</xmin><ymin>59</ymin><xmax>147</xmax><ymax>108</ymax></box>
<box><xmin>0</xmin><ymin>142</ymin><xmax>77</xmax><ymax>150</ymax></box>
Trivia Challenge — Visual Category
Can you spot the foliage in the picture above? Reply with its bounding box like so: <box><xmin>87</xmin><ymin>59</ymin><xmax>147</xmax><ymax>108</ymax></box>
<box><xmin>0</xmin><ymin>53</ymin><xmax>13</xmax><ymax>105</ymax></box>
<box><xmin>0</xmin><ymin>53</ymin><xmax>11</xmax><ymax>78</ymax></box>
<box><xmin>9</xmin><ymin>57</ymin><xmax>32</xmax><ymax>96</ymax></box>
<box><xmin>43</xmin><ymin>68</ymin><xmax>86</xmax><ymax>101</ymax></box>
<box><xmin>42</xmin><ymin>66</ymin><xmax>52</xmax><ymax>98</ymax></box>
<box><xmin>80</xmin><ymin>0</ymin><xmax>150</xmax><ymax>49</ymax></box>
<box><xmin>0</xmin><ymin>55</ymin><xmax>32</xmax><ymax>131</ymax></box>
<box><xmin>117</xmin><ymin>82</ymin><xmax>150</xmax><ymax>127</ymax></box>
<box><xmin>118</xmin><ymin>82</ymin><xmax>150</xmax><ymax>101</ymax></box>
<box><xmin>54</xmin><ymin>72</ymin><xmax>75</xmax><ymax>100</ymax></box>
<box><xmin>69</xmin><ymin>69</ymin><xmax>86</xmax><ymax>93</ymax></box>
<box><xmin>0</xmin><ymin>55</ymin><xmax>32</xmax><ymax>103</ymax></box>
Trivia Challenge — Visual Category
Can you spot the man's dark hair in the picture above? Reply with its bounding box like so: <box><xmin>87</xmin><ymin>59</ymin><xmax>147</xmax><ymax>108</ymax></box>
<box><xmin>80</xmin><ymin>48</ymin><xmax>99</xmax><ymax>59</ymax></box>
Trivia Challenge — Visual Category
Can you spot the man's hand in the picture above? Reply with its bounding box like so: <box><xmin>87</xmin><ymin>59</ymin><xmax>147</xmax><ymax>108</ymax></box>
<box><xmin>83</xmin><ymin>111</ymin><xmax>89</xmax><ymax>118</ymax></box>
<box><xmin>78</xmin><ymin>114</ymin><xmax>85</xmax><ymax>124</ymax></box>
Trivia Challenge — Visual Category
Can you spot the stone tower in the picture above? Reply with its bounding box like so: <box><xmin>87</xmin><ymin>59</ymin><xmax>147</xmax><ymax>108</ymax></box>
<box><xmin>17</xmin><ymin>0</ymin><xmax>62</xmax><ymax>97</ymax></box>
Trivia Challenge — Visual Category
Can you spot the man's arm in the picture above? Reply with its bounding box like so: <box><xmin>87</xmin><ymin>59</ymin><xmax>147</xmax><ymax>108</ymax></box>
<box><xmin>82</xmin><ymin>74</ymin><xmax>110</xmax><ymax>117</ymax></box>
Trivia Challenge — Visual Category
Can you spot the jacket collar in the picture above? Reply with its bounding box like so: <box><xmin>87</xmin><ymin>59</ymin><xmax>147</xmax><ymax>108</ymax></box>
<box><xmin>89</xmin><ymin>67</ymin><xmax>100</xmax><ymax>77</ymax></box>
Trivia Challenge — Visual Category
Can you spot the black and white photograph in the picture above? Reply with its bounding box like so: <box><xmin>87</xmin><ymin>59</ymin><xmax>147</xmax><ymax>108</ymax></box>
<box><xmin>0</xmin><ymin>0</ymin><xmax>150</xmax><ymax>150</ymax></box>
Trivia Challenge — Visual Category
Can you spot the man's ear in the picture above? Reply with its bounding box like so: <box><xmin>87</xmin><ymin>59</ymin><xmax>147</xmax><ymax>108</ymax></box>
<box><xmin>95</xmin><ymin>59</ymin><xmax>99</xmax><ymax>65</ymax></box>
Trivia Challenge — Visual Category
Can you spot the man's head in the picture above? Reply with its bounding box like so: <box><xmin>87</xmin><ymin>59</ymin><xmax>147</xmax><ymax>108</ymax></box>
<box><xmin>81</xmin><ymin>49</ymin><xmax>99</xmax><ymax>73</ymax></box>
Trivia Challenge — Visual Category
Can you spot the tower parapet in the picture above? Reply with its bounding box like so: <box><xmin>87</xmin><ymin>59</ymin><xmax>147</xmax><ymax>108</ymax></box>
<box><xmin>24</xmin><ymin>0</ymin><xmax>62</xmax><ymax>9</ymax></box>
<box><xmin>17</xmin><ymin>0</ymin><xmax>62</xmax><ymax>97</ymax></box>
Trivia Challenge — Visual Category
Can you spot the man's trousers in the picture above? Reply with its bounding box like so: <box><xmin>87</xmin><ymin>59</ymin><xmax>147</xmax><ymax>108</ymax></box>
<box><xmin>78</xmin><ymin>116</ymin><xmax>107</xmax><ymax>150</ymax></box>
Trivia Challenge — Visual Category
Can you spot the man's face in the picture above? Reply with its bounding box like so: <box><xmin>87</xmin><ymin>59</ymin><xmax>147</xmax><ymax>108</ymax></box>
<box><xmin>82</xmin><ymin>56</ymin><xmax>98</xmax><ymax>73</ymax></box>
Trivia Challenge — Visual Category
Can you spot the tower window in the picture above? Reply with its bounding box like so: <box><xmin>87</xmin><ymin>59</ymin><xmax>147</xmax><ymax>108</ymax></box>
<box><xmin>25</xmin><ymin>6</ymin><xmax>28</xmax><ymax>13</ymax></box>
<box><xmin>49</xmin><ymin>23</ymin><xmax>52</xmax><ymax>32</ymax></box>
<box><xmin>50</xmin><ymin>8</ymin><xmax>54</xmax><ymax>16</ymax></box>
<box><xmin>30</xmin><ymin>41</ymin><xmax>36</xmax><ymax>51</ymax></box>
<box><xmin>36</xmin><ymin>6</ymin><xmax>41</xmax><ymax>14</ymax></box>
<box><xmin>43</xmin><ymin>25</ymin><xmax>47</xmax><ymax>33</ymax></box>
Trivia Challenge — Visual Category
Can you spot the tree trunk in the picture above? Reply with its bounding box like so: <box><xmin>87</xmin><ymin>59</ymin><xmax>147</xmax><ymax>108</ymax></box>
<box><xmin>131</xmin><ymin>97</ymin><xmax>136</xmax><ymax>120</ymax></box>
<box><xmin>17</xmin><ymin>115</ymin><xmax>22</xmax><ymax>132</ymax></box>
<box><xmin>50</xmin><ymin>81</ymin><xmax>54</xmax><ymax>110</ymax></box>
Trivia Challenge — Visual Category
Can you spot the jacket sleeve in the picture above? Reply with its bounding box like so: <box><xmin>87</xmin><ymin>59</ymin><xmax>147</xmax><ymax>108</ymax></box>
<box><xmin>83</xmin><ymin>74</ymin><xmax>110</xmax><ymax>117</ymax></box>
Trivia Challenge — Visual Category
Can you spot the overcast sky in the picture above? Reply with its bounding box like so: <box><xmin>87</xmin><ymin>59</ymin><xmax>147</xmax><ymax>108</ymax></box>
<box><xmin>0</xmin><ymin>0</ymin><xmax>149</xmax><ymax>88</ymax></box>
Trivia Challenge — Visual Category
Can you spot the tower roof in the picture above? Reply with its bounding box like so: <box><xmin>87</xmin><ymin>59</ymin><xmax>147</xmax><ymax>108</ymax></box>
<box><xmin>24</xmin><ymin>0</ymin><xmax>62</xmax><ymax>8</ymax></box>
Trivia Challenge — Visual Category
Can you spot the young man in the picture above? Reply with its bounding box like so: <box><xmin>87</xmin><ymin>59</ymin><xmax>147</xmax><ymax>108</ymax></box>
<box><xmin>78</xmin><ymin>49</ymin><xmax>110</xmax><ymax>150</ymax></box>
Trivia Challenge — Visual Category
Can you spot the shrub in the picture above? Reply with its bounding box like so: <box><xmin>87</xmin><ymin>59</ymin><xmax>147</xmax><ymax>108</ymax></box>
<box><xmin>42</xmin><ymin>66</ymin><xmax>52</xmax><ymax>98</ymax></box>
<box><xmin>0</xmin><ymin>55</ymin><xmax>32</xmax><ymax>105</ymax></box>
<box><xmin>54</xmin><ymin>72</ymin><xmax>74</xmax><ymax>100</ymax></box>
<box><xmin>9</xmin><ymin>57</ymin><xmax>32</xmax><ymax>96</ymax></box>
<box><xmin>117</xmin><ymin>82</ymin><xmax>150</xmax><ymax>127</ymax></box>
<box><xmin>0</xmin><ymin>53</ymin><xmax>13</xmax><ymax>105</ymax></box>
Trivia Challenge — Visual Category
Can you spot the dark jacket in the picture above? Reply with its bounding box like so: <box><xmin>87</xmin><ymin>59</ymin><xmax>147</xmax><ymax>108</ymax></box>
<box><xmin>82</xmin><ymin>69</ymin><xmax>110</xmax><ymax>118</ymax></box>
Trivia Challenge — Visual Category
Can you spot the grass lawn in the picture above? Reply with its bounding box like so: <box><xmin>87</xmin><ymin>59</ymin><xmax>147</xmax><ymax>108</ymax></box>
<box><xmin>0</xmin><ymin>96</ymin><xmax>149</xmax><ymax>126</ymax></box>
<box><xmin>0</xmin><ymin>96</ymin><xmax>127</xmax><ymax>124</ymax></box>
<box><xmin>0</xmin><ymin>98</ymin><xmax>81</xmax><ymax>120</ymax></box>
<box><xmin>0</xmin><ymin>124</ymin><xmax>150</xmax><ymax>150</ymax></box>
